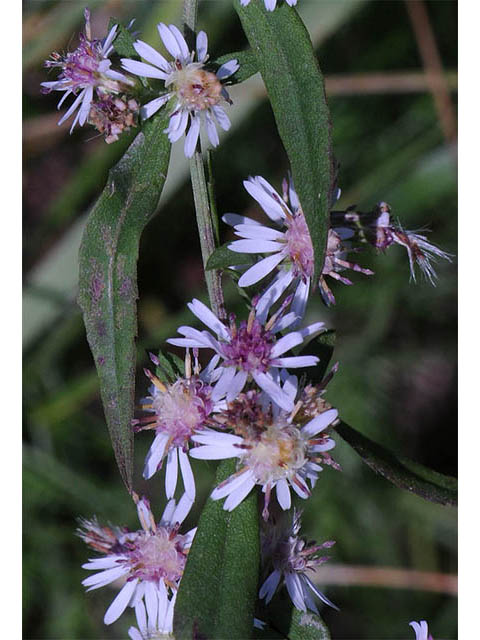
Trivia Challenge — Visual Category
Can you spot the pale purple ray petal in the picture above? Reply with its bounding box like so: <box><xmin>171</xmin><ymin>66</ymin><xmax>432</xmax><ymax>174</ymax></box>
<box><xmin>188</xmin><ymin>299</ymin><xmax>231</xmax><ymax>340</ymax></box>
<box><xmin>243</xmin><ymin>178</ymin><xmax>286</xmax><ymax>223</ymax></box>
<box><xmin>168</xmin><ymin>24</ymin><xmax>190</xmax><ymax>60</ymax></box>
<box><xmin>273</xmin><ymin>355</ymin><xmax>319</xmax><ymax>368</ymax></box>
<box><xmin>158</xmin><ymin>23</ymin><xmax>182</xmax><ymax>58</ymax></box>
<box><xmin>270</xmin><ymin>311</ymin><xmax>299</xmax><ymax>334</ymax></box>
<box><xmin>82</xmin><ymin>565</ymin><xmax>128</xmax><ymax>590</ymax></box>
<box><xmin>270</xmin><ymin>332</ymin><xmax>304</xmax><ymax>357</ymax></box>
<box><xmin>143</xmin><ymin>433</ymin><xmax>169</xmax><ymax>479</ymax></box>
<box><xmin>252</xmin><ymin>371</ymin><xmax>294</xmax><ymax>412</ymax></box>
<box><xmin>276</xmin><ymin>478</ymin><xmax>292</xmax><ymax>510</ymax></box>
<box><xmin>141</xmin><ymin>94</ymin><xmax>171</xmax><ymax>119</ymax></box>
<box><xmin>144</xmin><ymin>582</ymin><xmax>158</xmax><ymax>631</ymax></box>
<box><xmin>128</xmin><ymin>627</ymin><xmax>143</xmax><ymax>640</ymax></box>
<box><xmin>302</xmin><ymin>574</ymin><xmax>339</xmax><ymax>610</ymax></box>
<box><xmin>229</xmin><ymin>238</ymin><xmax>284</xmax><ymax>254</ymax></box>
<box><xmin>184</xmin><ymin>115</ymin><xmax>201</xmax><ymax>157</ymax></box>
<box><xmin>189</xmin><ymin>444</ymin><xmax>241</xmax><ymax>460</ymax></box>
<box><xmin>216</xmin><ymin>59</ymin><xmax>239</xmax><ymax>79</ymax></box>
<box><xmin>156</xmin><ymin>581</ymin><xmax>168</xmax><ymax>629</ymax></box>
<box><xmin>104</xmin><ymin>68</ymin><xmax>133</xmax><ymax>83</ymax></box>
<box><xmin>237</xmin><ymin>252</ymin><xmax>285</xmax><ymax>288</ymax></box>
<box><xmin>205</xmin><ymin>111</ymin><xmax>219</xmax><ymax>147</ymax></box>
<box><xmin>265</xmin><ymin>0</ymin><xmax>278</xmax><ymax>10</ymax></box>
<box><xmin>160</xmin><ymin>498</ymin><xmax>176</xmax><ymax>525</ymax></box>
<box><xmin>101</xmin><ymin>25</ymin><xmax>118</xmax><ymax>56</ymax></box>
<box><xmin>178</xmin><ymin>448</ymin><xmax>195</xmax><ymax>500</ymax></box>
<box><xmin>223</xmin><ymin>474</ymin><xmax>256</xmax><ymax>511</ymax></box>
<box><xmin>133</xmin><ymin>40</ymin><xmax>170</xmax><ymax>71</ymax></box>
<box><xmin>259</xmin><ymin>569</ymin><xmax>281</xmax><ymax>603</ymax></box>
<box><xmin>226</xmin><ymin>369</ymin><xmax>248</xmax><ymax>401</ymax></box>
<box><xmin>57</xmin><ymin>89</ymin><xmax>85</xmax><ymax>126</ymax></box>
<box><xmin>82</xmin><ymin>557</ymin><xmax>126</xmax><ymax>570</ymax></box>
<box><xmin>121</xmin><ymin>58</ymin><xmax>168</xmax><ymax>79</ymax></box>
<box><xmin>134</xmin><ymin>599</ymin><xmax>147</xmax><ymax>632</ymax></box>
<box><xmin>192</xmin><ymin>431</ymin><xmax>244</xmax><ymax>446</ymax></box>
<box><xmin>167</xmin><ymin>110</ymin><xmax>189</xmax><ymax>142</ymax></box>
<box><xmin>302</xmin><ymin>409</ymin><xmax>338</xmax><ymax>437</ymax></box>
<box><xmin>211</xmin><ymin>366</ymin><xmax>236</xmax><ymax>402</ymax></box>
<box><xmin>163</xmin><ymin>590</ymin><xmax>176</xmax><ymax>632</ymax></box>
<box><xmin>196</xmin><ymin>31</ymin><xmax>208</xmax><ymax>62</ymax></box>
<box><xmin>298</xmin><ymin>321</ymin><xmax>325</xmax><ymax>340</ymax></box>
<box><xmin>312</xmin><ymin>440</ymin><xmax>336</xmax><ymax>452</ymax></box>
<box><xmin>290</xmin><ymin>474</ymin><xmax>310</xmax><ymax>499</ymax></box>
<box><xmin>234</xmin><ymin>224</ymin><xmax>285</xmax><ymax>241</ymax></box>
<box><xmin>285</xmin><ymin>572</ymin><xmax>306</xmax><ymax>611</ymax></box>
<box><xmin>211</xmin><ymin>468</ymin><xmax>254</xmax><ymax>500</ymax></box>
<box><xmin>256</xmin><ymin>269</ymin><xmax>295</xmax><ymax>323</ymax></box>
<box><xmin>212</xmin><ymin>105</ymin><xmax>231</xmax><ymax>131</ymax></box>
<box><xmin>165</xmin><ymin>447</ymin><xmax>179</xmax><ymax>498</ymax></box>
<box><xmin>223</xmin><ymin>213</ymin><xmax>262</xmax><ymax>227</ymax></box>
<box><xmin>104</xmin><ymin>578</ymin><xmax>139</xmax><ymax>624</ymax></box>
<box><xmin>291</xmin><ymin>278</ymin><xmax>310</xmax><ymax>324</ymax></box>
<box><xmin>171</xmin><ymin>493</ymin><xmax>194</xmax><ymax>525</ymax></box>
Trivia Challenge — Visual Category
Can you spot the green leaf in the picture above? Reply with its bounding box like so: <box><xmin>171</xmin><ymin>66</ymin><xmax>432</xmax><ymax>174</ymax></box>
<box><xmin>108</xmin><ymin>17</ymin><xmax>137</xmax><ymax>59</ymax></box>
<box><xmin>77</xmin><ymin>112</ymin><xmax>171</xmax><ymax>492</ymax></box>
<box><xmin>206</xmin><ymin>243</ymin><xmax>254</xmax><ymax>270</ymax></box>
<box><xmin>335</xmin><ymin>420</ymin><xmax>457</xmax><ymax>506</ymax></box>
<box><xmin>257</xmin><ymin>596</ymin><xmax>330</xmax><ymax>640</ymax></box>
<box><xmin>174</xmin><ymin>460</ymin><xmax>260</xmax><ymax>639</ymax></box>
<box><xmin>210</xmin><ymin>48</ymin><xmax>259</xmax><ymax>85</ymax></box>
<box><xmin>235</xmin><ymin>1</ymin><xmax>334</xmax><ymax>282</ymax></box>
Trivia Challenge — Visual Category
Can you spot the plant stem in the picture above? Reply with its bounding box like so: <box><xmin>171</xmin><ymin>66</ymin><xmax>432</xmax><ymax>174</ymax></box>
<box><xmin>183</xmin><ymin>0</ymin><xmax>226</xmax><ymax>320</ymax></box>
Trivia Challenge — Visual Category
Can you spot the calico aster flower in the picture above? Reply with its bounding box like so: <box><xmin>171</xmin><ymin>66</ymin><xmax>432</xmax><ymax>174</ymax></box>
<box><xmin>121</xmin><ymin>24</ymin><xmax>238</xmax><ymax>157</ymax></box>
<box><xmin>224</xmin><ymin>176</ymin><xmax>373</xmax><ymax>316</ymax></box>
<box><xmin>259</xmin><ymin>509</ymin><xmax>338</xmax><ymax>613</ymax></box>
<box><xmin>128</xmin><ymin>592</ymin><xmax>176</xmax><ymax>639</ymax></box>
<box><xmin>79</xmin><ymin>494</ymin><xmax>194</xmax><ymax>627</ymax></box>
<box><xmin>190</xmin><ymin>373</ymin><xmax>339</xmax><ymax>518</ymax></box>
<box><xmin>133</xmin><ymin>350</ymin><xmax>224</xmax><ymax>500</ymax></box>
<box><xmin>41</xmin><ymin>9</ymin><xmax>133</xmax><ymax>132</ymax></box>
<box><xmin>241</xmin><ymin>0</ymin><xmax>298</xmax><ymax>11</ymax></box>
<box><xmin>409</xmin><ymin>620</ymin><xmax>433</xmax><ymax>640</ymax></box>
<box><xmin>167</xmin><ymin>298</ymin><xmax>324</xmax><ymax>412</ymax></box>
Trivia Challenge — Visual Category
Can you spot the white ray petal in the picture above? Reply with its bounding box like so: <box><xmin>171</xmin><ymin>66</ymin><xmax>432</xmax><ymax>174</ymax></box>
<box><xmin>165</xmin><ymin>447</ymin><xmax>179</xmax><ymax>498</ymax></box>
<box><xmin>302</xmin><ymin>409</ymin><xmax>338</xmax><ymax>436</ymax></box>
<box><xmin>104</xmin><ymin>578</ymin><xmax>139</xmax><ymax>624</ymax></box>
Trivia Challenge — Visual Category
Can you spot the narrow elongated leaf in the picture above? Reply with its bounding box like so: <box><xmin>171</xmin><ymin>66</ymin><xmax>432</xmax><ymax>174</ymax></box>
<box><xmin>174</xmin><ymin>459</ymin><xmax>260</xmax><ymax>639</ymax></box>
<box><xmin>206</xmin><ymin>242</ymin><xmax>254</xmax><ymax>270</ymax></box>
<box><xmin>335</xmin><ymin>420</ymin><xmax>457</xmax><ymax>506</ymax></box>
<box><xmin>211</xmin><ymin>48</ymin><xmax>259</xmax><ymax>84</ymax></box>
<box><xmin>256</xmin><ymin>596</ymin><xmax>330</xmax><ymax>640</ymax></box>
<box><xmin>235</xmin><ymin>1</ymin><xmax>334</xmax><ymax>282</ymax></box>
<box><xmin>77</xmin><ymin>112</ymin><xmax>171</xmax><ymax>492</ymax></box>
<box><xmin>153</xmin><ymin>349</ymin><xmax>185</xmax><ymax>385</ymax></box>
<box><xmin>108</xmin><ymin>17</ymin><xmax>137</xmax><ymax>58</ymax></box>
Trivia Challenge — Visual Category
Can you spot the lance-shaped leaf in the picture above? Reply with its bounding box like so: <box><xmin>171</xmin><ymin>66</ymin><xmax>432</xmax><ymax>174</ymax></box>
<box><xmin>335</xmin><ymin>420</ymin><xmax>457</xmax><ymax>506</ymax></box>
<box><xmin>77</xmin><ymin>112</ymin><xmax>171</xmax><ymax>492</ymax></box>
<box><xmin>235</xmin><ymin>0</ymin><xmax>334</xmax><ymax>282</ymax></box>
<box><xmin>174</xmin><ymin>459</ymin><xmax>260</xmax><ymax>639</ymax></box>
<box><xmin>108</xmin><ymin>17</ymin><xmax>137</xmax><ymax>59</ymax></box>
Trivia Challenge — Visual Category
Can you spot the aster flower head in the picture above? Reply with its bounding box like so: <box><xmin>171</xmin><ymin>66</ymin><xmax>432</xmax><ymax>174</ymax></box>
<box><xmin>134</xmin><ymin>350</ymin><xmax>224</xmax><ymax>500</ymax></box>
<box><xmin>121</xmin><ymin>24</ymin><xmax>238</xmax><ymax>157</ymax></box>
<box><xmin>167</xmin><ymin>297</ymin><xmax>325</xmax><ymax>412</ymax></box>
<box><xmin>41</xmin><ymin>8</ymin><xmax>133</xmax><ymax>132</ymax></box>
<box><xmin>259</xmin><ymin>508</ymin><xmax>338</xmax><ymax>613</ymax></box>
<box><xmin>224</xmin><ymin>175</ymin><xmax>373</xmax><ymax>316</ymax></box>
<box><xmin>79</xmin><ymin>493</ymin><xmax>195</xmax><ymax>627</ymax></box>
<box><xmin>88</xmin><ymin>93</ymin><xmax>139</xmax><ymax>143</ymax></box>
<box><xmin>409</xmin><ymin>620</ymin><xmax>434</xmax><ymax>640</ymax></box>
<box><xmin>190</xmin><ymin>372</ymin><xmax>339</xmax><ymax>519</ymax></box>
<box><xmin>241</xmin><ymin>0</ymin><xmax>298</xmax><ymax>11</ymax></box>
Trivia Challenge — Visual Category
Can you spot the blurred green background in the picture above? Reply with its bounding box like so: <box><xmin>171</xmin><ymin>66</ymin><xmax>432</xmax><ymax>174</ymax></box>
<box><xmin>23</xmin><ymin>1</ymin><xmax>457</xmax><ymax>638</ymax></box>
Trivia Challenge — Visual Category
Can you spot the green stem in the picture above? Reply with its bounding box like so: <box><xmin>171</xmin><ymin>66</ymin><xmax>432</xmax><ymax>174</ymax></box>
<box><xmin>183</xmin><ymin>0</ymin><xmax>226</xmax><ymax>320</ymax></box>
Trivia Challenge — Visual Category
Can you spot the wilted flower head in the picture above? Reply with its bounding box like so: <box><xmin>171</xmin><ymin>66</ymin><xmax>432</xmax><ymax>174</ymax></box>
<box><xmin>190</xmin><ymin>372</ymin><xmax>339</xmax><ymax>519</ymax></box>
<box><xmin>88</xmin><ymin>93</ymin><xmax>139</xmax><ymax>143</ymax></box>
<box><xmin>409</xmin><ymin>620</ymin><xmax>433</xmax><ymax>640</ymax></box>
<box><xmin>41</xmin><ymin>9</ymin><xmax>133</xmax><ymax>132</ymax></box>
<box><xmin>224</xmin><ymin>175</ymin><xmax>373</xmax><ymax>315</ymax></box>
<box><xmin>240</xmin><ymin>0</ymin><xmax>298</xmax><ymax>11</ymax></box>
<box><xmin>121</xmin><ymin>24</ymin><xmax>238</xmax><ymax>157</ymax></box>
<box><xmin>259</xmin><ymin>509</ymin><xmax>338</xmax><ymax>613</ymax></box>
<box><xmin>79</xmin><ymin>493</ymin><xmax>195</xmax><ymax>627</ymax></box>
<box><xmin>330</xmin><ymin>201</ymin><xmax>453</xmax><ymax>285</ymax></box>
<box><xmin>167</xmin><ymin>297</ymin><xmax>324</xmax><ymax>412</ymax></box>
<box><xmin>134</xmin><ymin>350</ymin><xmax>223</xmax><ymax>500</ymax></box>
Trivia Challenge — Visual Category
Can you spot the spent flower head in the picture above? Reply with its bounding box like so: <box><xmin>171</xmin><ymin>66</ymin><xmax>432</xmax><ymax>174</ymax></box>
<box><xmin>259</xmin><ymin>508</ymin><xmax>338</xmax><ymax>613</ymax></box>
<box><xmin>167</xmin><ymin>297</ymin><xmax>324</xmax><ymax>412</ymax></box>
<box><xmin>41</xmin><ymin>9</ymin><xmax>133</xmax><ymax>132</ymax></box>
<box><xmin>134</xmin><ymin>350</ymin><xmax>224</xmax><ymax>500</ymax></box>
<box><xmin>121</xmin><ymin>24</ymin><xmax>238</xmax><ymax>157</ymax></box>
<box><xmin>79</xmin><ymin>493</ymin><xmax>195</xmax><ymax>627</ymax></box>
<box><xmin>190</xmin><ymin>372</ymin><xmax>339</xmax><ymax>519</ymax></box>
